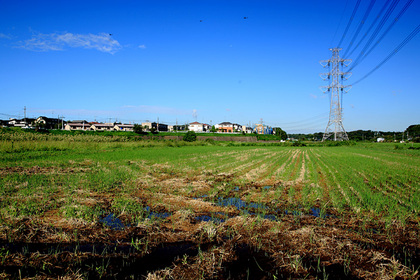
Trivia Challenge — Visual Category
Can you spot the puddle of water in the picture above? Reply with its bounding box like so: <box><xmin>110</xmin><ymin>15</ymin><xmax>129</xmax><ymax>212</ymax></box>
<box><xmin>263</xmin><ymin>214</ymin><xmax>277</xmax><ymax>221</ymax></box>
<box><xmin>144</xmin><ymin>206</ymin><xmax>172</xmax><ymax>220</ymax></box>
<box><xmin>310</xmin><ymin>208</ymin><xmax>325</xmax><ymax>218</ymax></box>
<box><xmin>310</xmin><ymin>208</ymin><xmax>335</xmax><ymax>219</ymax></box>
<box><xmin>263</xmin><ymin>186</ymin><xmax>272</xmax><ymax>190</ymax></box>
<box><xmin>194</xmin><ymin>215</ymin><xmax>226</xmax><ymax>224</ymax></box>
<box><xmin>216</xmin><ymin>197</ymin><xmax>267</xmax><ymax>211</ymax></box>
<box><xmin>99</xmin><ymin>213</ymin><xmax>125</xmax><ymax>230</ymax></box>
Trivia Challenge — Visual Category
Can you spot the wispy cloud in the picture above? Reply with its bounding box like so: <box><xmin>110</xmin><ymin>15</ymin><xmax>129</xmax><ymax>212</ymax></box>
<box><xmin>18</xmin><ymin>32</ymin><xmax>122</xmax><ymax>54</ymax></box>
<box><xmin>0</xmin><ymin>33</ymin><xmax>12</xmax><ymax>39</ymax></box>
<box><xmin>138</xmin><ymin>44</ymin><xmax>146</xmax><ymax>49</ymax></box>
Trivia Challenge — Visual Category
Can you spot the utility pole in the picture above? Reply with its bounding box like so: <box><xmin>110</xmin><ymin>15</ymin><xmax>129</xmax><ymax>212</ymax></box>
<box><xmin>320</xmin><ymin>48</ymin><xmax>351</xmax><ymax>141</ymax></box>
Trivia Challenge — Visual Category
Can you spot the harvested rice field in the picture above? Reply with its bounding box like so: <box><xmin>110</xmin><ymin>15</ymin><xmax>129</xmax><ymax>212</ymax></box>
<box><xmin>0</xmin><ymin>134</ymin><xmax>419</xmax><ymax>279</ymax></box>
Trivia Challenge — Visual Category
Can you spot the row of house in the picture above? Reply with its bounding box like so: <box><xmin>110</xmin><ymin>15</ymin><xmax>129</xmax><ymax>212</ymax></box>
<box><xmin>1</xmin><ymin>116</ymin><xmax>63</xmax><ymax>129</ymax></box>
<box><xmin>65</xmin><ymin>121</ymin><xmax>135</xmax><ymax>132</ymax></box>
<box><xmin>189</xmin><ymin>121</ymin><xmax>254</xmax><ymax>134</ymax></box>
<box><xmin>1</xmin><ymin>117</ymin><xmax>273</xmax><ymax>134</ymax></box>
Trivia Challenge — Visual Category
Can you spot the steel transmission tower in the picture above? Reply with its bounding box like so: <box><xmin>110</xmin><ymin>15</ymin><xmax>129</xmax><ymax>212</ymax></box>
<box><xmin>320</xmin><ymin>48</ymin><xmax>352</xmax><ymax>141</ymax></box>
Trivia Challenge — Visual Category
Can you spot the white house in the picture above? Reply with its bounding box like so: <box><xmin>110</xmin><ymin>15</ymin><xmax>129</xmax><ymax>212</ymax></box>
<box><xmin>114</xmin><ymin>124</ymin><xmax>134</xmax><ymax>131</ymax></box>
<box><xmin>242</xmin><ymin>125</ymin><xmax>253</xmax><ymax>134</ymax></box>
<box><xmin>8</xmin><ymin>118</ymin><xmax>36</xmax><ymax>128</ymax></box>
<box><xmin>189</xmin><ymin>122</ymin><xmax>204</xmax><ymax>132</ymax></box>
<box><xmin>91</xmin><ymin>123</ymin><xmax>115</xmax><ymax>131</ymax></box>
<box><xmin>65</xmin><ymin>121</ymin><xmax>90</xmax><ymax>131</ymax></box>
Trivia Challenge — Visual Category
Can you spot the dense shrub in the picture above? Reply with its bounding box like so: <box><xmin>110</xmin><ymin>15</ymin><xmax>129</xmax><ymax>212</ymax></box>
<box><xmin>183</xmin><ymin>131</ymin><xmax>197</xmax><ymax>142</ymax></box>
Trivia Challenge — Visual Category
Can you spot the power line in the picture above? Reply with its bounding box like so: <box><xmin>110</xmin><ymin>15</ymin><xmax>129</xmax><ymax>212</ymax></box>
<box><xmin>344</xmin><ymin>0</ymin><xmax>392</xmax><ymax>59</ymax></box>
<box><xmin>352</xmin><ymin>23</ymin><xmax>420</xmax><ymax>85</ymax></box>
<box><xmin>0</xmin><ymin>112</ymin><xmax>21</xmax><ymax>119</ymax></box>
<box><xmin>330</xmin><ymin>0</ymin><xmax>350</xmax><ymax>47</ymax></box>
<box><xmin>276</xmin><ymin>117</ymin><xmax>328</xmax><ymax>130</ymax></box>
<box><xmin>349</xmin><ymin>0</ymin><xmax>400</xmax><ymax>71</ymax></box>
<box><xmin>361</xmin><ymin>0</ymin><xmax>414</xmax><ymax>61</ymax></box>
<box><xmin>342</xmin><ymin>0</ymin><xmax>377</xmax><ymax>57</ymax></box>
<box><xmin>269</xmin><ymin>112</ymin><xmax>329</xmax><ymax>126</ymax></box>
<box><xmin>281</xmin><ymin>119</ymin><xmax>328</xmax><ymax>131</ymax></box>
<box><xmin>338</xmin><ymin>0</ymin><xmax>362</xmax><ymax>48</ymax></box>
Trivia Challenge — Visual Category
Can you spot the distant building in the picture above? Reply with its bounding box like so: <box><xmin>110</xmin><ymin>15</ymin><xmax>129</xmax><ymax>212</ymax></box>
<box><xmin>171</xmin><ymin>124</ymin><xmax>188</xmax><ymax>131</ymax></box>
<box><xmin>141</xmin><ymin>122</ymin><xmax>168</xmax><ymax>132</ymax></box>
<box><xmin>114</xmin><ymin>123</ymin><xmax>134</xmax><ymax>131</ymax></box>
<box><xmin>8</xmin><ymin>118</ymin><xmax>36</xmax><ymax>128</ymax></box>
<box><xmin>215</xmin><ymin>122</ymin><xmax>242</xmax><ymax>133</ymax></box>
<box><xmin>0</xmin><ymin>120</ymin><xmax>8</xmax><ymax>127</ymax></box>
<box><xmin>91</xmin><ymin>123</ymin><xmax>115</xmax><ymax>131</ymax></box>
<box><xmin>254</xmin><ymin>124</ymin><xmax>273</xmax><ymax>135</ymax></box>
<box><xmin>242</xmin><ymin>125</ymin><xmax>253</xmax><ymax>134</ymax></box>
<box><xmin>65</xmin><ymin>120</ymin><xmax>90</xmax><ymax>131</ymax></box>
<box><xmin>35</xmin><ymin>116</ymin><xmax>63</xmax><ymax>129</ymax></box>
<box><xmin>189</xmin><ymin>122</ymin><xmax>204</xmax><ymax>132</ymax></box>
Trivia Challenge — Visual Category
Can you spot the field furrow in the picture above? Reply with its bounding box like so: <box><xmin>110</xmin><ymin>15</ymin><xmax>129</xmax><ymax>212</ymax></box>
<box><xmin>1</xmin><ymin>135</ymin><xmax>419</xmax><ymax>280</ymax></box>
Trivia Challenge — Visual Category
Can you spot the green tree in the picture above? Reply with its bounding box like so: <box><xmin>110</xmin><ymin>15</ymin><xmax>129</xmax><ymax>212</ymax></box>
<box><xmin>210</xmin><ymin>125</ymin><xmax>218</xmax><ymax>133</ymax></box>
<box><xmin>273</xmin><ymin>127</ymin><xmax>287</xmax><ymax>140</ymax></box>
<box><xmin>406</xmin><ymin>124</ymin><xmax>420</xmax><ymax>138</ymax></box>
<box><xmin>133</xmin><ymin>124</ymin><xmax>145</xmax><ymax>134</ymax></box>
<box><xmin>33</xmin><ymin>120</ymin><xmax>46</xmax><ymax>130</ymax></box>
<box><xmin>183</xmin><ymin>131</ymin><xmax>197</xmax><ymax>142</ymax></box>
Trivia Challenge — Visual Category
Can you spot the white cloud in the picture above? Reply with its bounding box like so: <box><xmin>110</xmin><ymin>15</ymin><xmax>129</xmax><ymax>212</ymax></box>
<box><xmin>138</xmin><ymin>44</ymin><xmax>146</xmax><ymax>49</ymax></box>
<box><xmin>18</xmin><ymin>32</ymin><xmax>122</xmax><ymax>54</ymax></box>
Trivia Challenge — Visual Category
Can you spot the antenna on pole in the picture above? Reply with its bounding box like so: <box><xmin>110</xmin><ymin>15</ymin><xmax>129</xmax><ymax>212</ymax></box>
<box><xmin>320</xmin><ymin>48</ymin><xmax>351</xmax><ymax>141</ymax></box>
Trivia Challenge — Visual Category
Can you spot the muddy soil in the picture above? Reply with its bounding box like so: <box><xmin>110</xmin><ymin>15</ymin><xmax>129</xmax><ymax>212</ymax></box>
<box><xmin>1</xmin><ymin>161</ymin><xmax>419</xmax><ymax>279</ymax></box>
<box><xmin>1</xmin><ymin>196</ymin><xmax>419</xmax><ymax>280</ymax></box>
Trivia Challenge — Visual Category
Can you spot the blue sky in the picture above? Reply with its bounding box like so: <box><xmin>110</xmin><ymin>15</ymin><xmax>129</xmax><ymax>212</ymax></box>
<box><xmin>1</xmin><ymin>0</ymin><xmax>419</xmax><ymax>133</ymax></box>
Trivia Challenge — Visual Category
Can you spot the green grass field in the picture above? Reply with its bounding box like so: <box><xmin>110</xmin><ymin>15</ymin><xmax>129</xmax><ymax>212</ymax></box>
<box><xmin>0</xmin><ymin>130</ymin><xmax>419</xmax><ymax>279</ymax></box>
